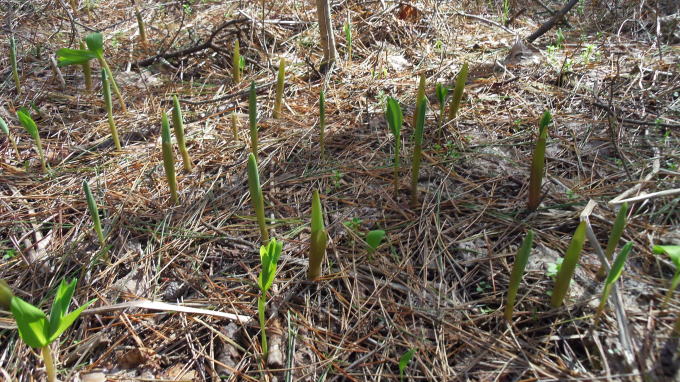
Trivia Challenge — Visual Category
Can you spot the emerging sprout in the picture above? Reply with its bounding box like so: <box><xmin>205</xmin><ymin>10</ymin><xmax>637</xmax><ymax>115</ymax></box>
<box><xmin>595</xmin><ymin>241</ymin><xmax>632</xmax><ymax>322</ymax></box>
<box><xmin>0</xmin><ymin>115</ymin><xmax>21</xmax><ymax>159</ymax></box>
<box><xmin>343</xmin><ymin>18</ymin><xmax>352</xmax><ymax>61</ymax></box>
<box><xmin>410</xmin><ymin>96</ymin><xmax>427</xmax><ymax>207</ymax></box>
<box><xmin>447</xmin><ymin>62</ymin><xmax>469</xmax><ymax>121</ymax></box>
<box><xmin>435</xmin><ymin>83</ymin><xmax>449</xmax><ymax>129</ymax></box>
<box><xmin>17</xmin><ymin>108</ymin><xmax>47</xmax><ymax>172</ymax></box>
<box><xmin>366</xmin><ymin>229</ymin><xmax>386</xmax><ymax>254</ymax></box>
<box><xmin>273</xmin><ymin>58</ymin><xmax>285</xmax><ymax>119</ymax></box>
<box><xmin>412</xmin><ymin>74</ymin><xmax>426</xmax><ymax>128</ymax></box>
<box><xmin>398</xmin><ymin>348</ymin><xmax>415</xmax><ymax>382</ymax></box>
<box><xmin>83</xmin><ymin>180</ymin><xmax>108</xmax><ymax>262</ymax></box>
<box><xmin>231</xmin><ymin>112</ymin><xmax>239</xmax><ymax>141</ymax></box>
<box><xmin>504</xmin><ymin>230</ymin><xmax>534</xmax><ymax>321</ymax></box>
<box><xmin>101</xmin><ymin>69</ymin><xmax>121</xmax><ymax>150</ymax></box>
<box><xmin>232</xmin><ymin>40</ymin><xmax>241</xmax><ymax>83</ymax></box>
<box><xmin>171</xmin><ymin>95</ymin><xmax>193</xmax><ymax>171</ymax></box>
<box><xmin>161</xmin><ymin>113</ymin><xmax>179</xmax><ymax>204</ymax></box>
<box><xmin>308</xmin><ymin>190</ymin><xmax>328</xmax><ymax>280</ymax></box>
<box><xmin>257</xmin><ymin>238</ymin><xmax>282</xmax><ymax>358</ymax></box>
<box><xmin>527</xmin><ymin>110</ymin><xmax>552</xmax><ymax>211</ymax></box>
<box><xmin>385</xmin><ymin>97</ymin><xmax>403</xmax><ymax>196</ymax></box>
<box><xmin>550</xmin><ymin>220</ymin><xmax>587</xmax><ymax>307</ymax></box>
<box><xmin>10</xmin><ymin>35</ymin><xmax>21</xmax><ymax>93</ymax></box>
<box><xmin>248</xmin><ymin>153</ymin><xmax>269</xmax><ymax>241</ymax></box>
<box><xmin>596</xmin><ymin>202</ymin><xmax>628</xmax><ymax>279</ymax></box>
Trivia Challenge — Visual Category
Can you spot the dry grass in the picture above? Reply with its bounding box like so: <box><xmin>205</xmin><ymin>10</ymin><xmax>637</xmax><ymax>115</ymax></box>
<box><xmin>1</xmin><ymin>0</ymin><xmax>679</xmax><ymax>381</ymax></box>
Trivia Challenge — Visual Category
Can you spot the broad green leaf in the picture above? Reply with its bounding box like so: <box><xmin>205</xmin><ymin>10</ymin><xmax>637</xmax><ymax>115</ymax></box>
<box><xmin>0</xmin><ymin>116</ymin><xmax>9</xmax><ymax>135</ymax></box>
<box><xmin>10</xmin><ymin>297</ymin><xmax>48</xmax><ymax>348</ymax></box>
<box><xmin>366</xmin><ymin>230</ymin><xmax>386</xmax><ymax>253</ymax></box>
<box><xmin>48</xmin><ymin>298</ymin><xmax>96</xmax><ymax>343</ymax></box>
<box><xmin>258</xmin><ymin>238</ymin><xmax>282</xmax><ymax>293</ymax></box>
<box><xmin>48</xmin><ymin>279</ymin><xmax>77</xmax><ymax>337</ymax></box>
<box><xmin>604</xmin><ymin>242</ymin><xmax>633</xmax><ymax>286</ymax></box>
<box><xmin>653</xmin><ymin>245</ymin><xmax>680</xmax><ymax>268</ymax></box>
<box><xmin>56</xmin><ymin>48</ymin><xmax>98</xmax><ymax>66</ymax></box>
<box><xmin>385</xmin><ymin>97</ymin><xmax>403</xmax><ymax>138</ymax></box>
<box><xmin>85</xmin><ymin>32</ymin><xmax>104</xmax><ymax>55</ymax></box>
<box><xmin>16</xmin><ymin>108</ymin><xmax>38</xmax><ymax>140</ymax></box>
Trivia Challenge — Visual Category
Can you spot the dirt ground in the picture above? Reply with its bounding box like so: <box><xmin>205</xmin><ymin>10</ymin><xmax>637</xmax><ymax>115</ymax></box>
<box><xmin>1</xmin><ymin>0</ymin><xmax>679</xmax><ymax>380</ymax></box>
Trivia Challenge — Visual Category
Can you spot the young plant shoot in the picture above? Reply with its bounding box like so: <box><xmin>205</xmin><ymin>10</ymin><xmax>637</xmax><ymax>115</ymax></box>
<box><xmin>132</xmin><ymin>0</ymin><xmax>148</xmax><ymax>47</ymax></box>
<box><xmin>435</xmin><ymin>83</ymin><xmax>449</xmax><ymax>129</ymax></box>
<box><xmin>550</xmin><ymin>220</ymin><xmax>587</xmax><ymax>307</ymax></box>
<box><xmin>504</xmin><ymin>230</ymin><xmax>534</xmax><ymax>321</ymax></box>
<box><xmin>249</xmin><ymin>81</ymin><xmax>258</xmax><ymax>156</ymax></box>
<box><xmin>319</xmin><ymin>89</ymin><xmax>326</xmax><ymax>159</ymax></box>
<box><xmin>366</xmin><ymin>229</ymin><xmax>386</xmax><ymax>254</ymax></box>
<box><xmin>9</xmin><ymin>279</ymin><xmax>95</xmax><ymax>382</ymax></box>
<box><xmin>232</xmin><ymin>40</ymin><xmax>241</xmax><ymax>83</ymax></box>
<box><xmin>412</xmin><ymin>74</ymin><xmax>426</xmax><ymax>128</ymax></box>
<box><xmin>257</xmin><ymin>238</ymin><xmax>282</xmax><ymax>358</ymax></box>
<box><xmin>56</xmin><ymin>32</ymin><xmax>126</xmax><ymax>112</ymax></box>
<box><xmin>171</xmin><ymin>95</ymin><xmax>192</xmax><ymax>171</ymax></box>
<box><xmin>527</xmin><ymin>110</ymin><xmax>552</xmax><ymax>211</ymax></box>
<box><xmin>273</xmin><ymin>58</ymin><xmax>285</xmax><ymax>119</ymax></box>
<box><xmin>410</xmin><ymin>97</ymin><xmax>427</xmax><ymax>208</ymax></box>
<box><xmin>161</xmin><ymin>113</ymin><xmax>179</xmax><ymax>204</ymax></box>
<box><xmin>248</xmin><ymin>153</ymin><xmax>269</xmax><ymax>242</ymax></box>
<box><xmin>343</xmin><ymin>17</ymin><xmax>352</xmax><ymax>61</ymax></box>
<box><xmin>17</xmin><ymin>108</ymin><xmax>47</xmax><ymax>172</ymax></box>
<box><xmin>399</xmin><ymin>348</ymin><xmax>415</xmax><ymax>382</ymax></box>
<box><xmin>231</xmin><ymin>112</ymin><xmax>239</xmax><ymax>141</ymax></box>
<box><xmin>101</xmin><ymin>69</ymin><xmax>121</xmax><ymax>150</ymax></box>
<box><xmin>308</xmin><ymin>189</ymin><xmax>328</xmax><ymax>280</ymax></box>
<box><xmin>447</xmin><ymin>62</ymin><xmax>469</xmax><ymax>121</ymax></box>
<box><xmin>10</xmin><ymin>35</ymin><xmax>21</xmax><ymax>93</ymax></box>
<box><xmin>83</xmin><ymin>181</ymin><xmax>108</xmax><ymax>262</ymax></box>
<box><xmin>386</xmin><ymin>97</ymin><xmax>403</xmax><ymax>195</ymax></box>
<box><xmin>0</xmin><ymin>115</ymin><xmax>21</xmax><ymax>159</ymax></box>
<box><xmin>79</xmin><ymin>41</ymin><xmax>92</xmax><ymax>93</ymax></box>
<box><xmin>595</xmin><ymin>241</ymin><xmax>633</xmax><ymax>322</ymax></box>
<box><xmin>596</xmin><ymin>202</ymin><xmax>628</xmax><ymax>279</ymax></box>
<box><xmin>653</xmin><ymin>245</ymin><xmax>680</xmax><ymax>307</ymax></box>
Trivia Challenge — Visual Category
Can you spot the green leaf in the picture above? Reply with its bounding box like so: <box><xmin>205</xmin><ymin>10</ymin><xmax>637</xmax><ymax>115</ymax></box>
<box><xmin>539</xmin><ymin>110</ymin><xmax>553</xmax><ymax>129</ymax></box>
<box><xmin>16</xmin><ymin>108</ymin><xmax>38</xmax><ymax>140</ymax></box>
<box><xmin>385</xmin><ymin>97</ymin><xmax>403</xmax><ymax>138</ymax></box>
<box><xmin>398</xmin><ymin>348</ymin><xmax>415</xmax><ymax>377</ymax></box>
<box><xmin>85</xmin><ymin>32</ymin><xmax>104</xmax><ymax>55</ymax></box>
<box><xmin>504</xmin><ymin>230</ymin><xmax>534</xmax><ymax>321</ymax></box>
<box><xmin>604</xmin><ymin>242</ymin><xmax>632</xmax><ymax>286</ymax></box>
<box><xmin>258</xmin><ymin>238</ymin><xmax>283</xmax><ymax>293</ymax></box>
<box><xmin>653</xmin><ymin>245</ymin><xmax>680</xmax><ymax>269</ymax></box>
<box><xmin>56</xmin><ymin>48</ymin><xmax>98</xmax><ymax>66</ymax></box>
<box><xmin>48</xmin><ymin>279</ymin><xmax>77</xmax><ymax>337</ymax></box>
<box><xmin>311</xmin><ymin>190</ymin><xmax>325</xmax><ymax>234</ymax></box>
<box><xmin>48</xmin><ymin>298</ymin><xmax>96</xmax><ymax>343</ymax></box>
<box><xmin>366</xmin><ymin>230</ymin><xmax>386</xmax><ymax>253</ymax></box>
<box><xmin>435</xmin><ymin>83</ymin><xmax>448</xmax><ymax>105</ymax></box>
<box><xmin>550</xmin><ymin>221</ymin><xmax>587</xmax><ymax>307</ymax></box>
<box><xmin>10</xmin><ymin>297</ymin><xmax>48</xmax><ymax>348</ymax></box>
<box><xmin>0</xmin><ymin>116</ymin><xmax>9</xmax><ymax>135</ymax></box>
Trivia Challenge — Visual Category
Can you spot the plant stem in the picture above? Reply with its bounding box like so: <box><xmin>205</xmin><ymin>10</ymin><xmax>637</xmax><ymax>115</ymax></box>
<box><xmin>233</xmin><ymin>40</ymin><xmax>241</xmax><ymax>83</ymax></box>
<box><xmin>247</xmin><ymin>153</ymin><xmax>269</xmax><ymax>241</ymax></box>
<box><xmin>97</xmin><ymin>56</ymin><xmax>126</xmax><ymax>113</ymax></box>
<box><xmin>172</xmin><ymin>95</ymin><xmax>193</xmax><ymax>171</ymax></box>
<box><xmin>231</xmin><ymin>112</ymin><xmax>239</xmax><ymax>141</ymax></box>
<box><xmin>102</xmin><ymin>69</ymin><xmax>121</xmax><ymax>150</ymax></box>
<box><xmin>132</xmin><ymin>0</ymin><xmax>148</xmax><ymax>47</ymax></box>
<box><xmin>447</xmin><ymin>63</ymin><xmax>469</xmax><ymax>121</ymax></box>
<box><xmin>10</xmin><ymin>36</ymin><xmax>21</xmax><ymax>94</ymax></box>
<box><xmin>41</xmin><ymin>345</ymin><xmax>56</xmax><ymax>382</ymax></box>
<box><xmin>83</xmin><ymin>181</ymin><xmax>108</xmax><ymax>262</ymax></box>
<box><xmin>258</xmin><ymin>295</ymin><xmax>268</xmax><ymax>359</ymax></box>
<box><xmin>273</xmin><ymin>58</ymin><xmax>285</xmax><ymax>119</ymax></box>
<box><xmin>80</xmin><ymin>41</ymin><xmax>92</xmax><ymax>93</ymax></box>
<box><xmin>319</xmin><ymin>89</ymin><xmax>325</xmax><ymax>159</ymax></box>
<box><xmin>410</xmin><ymin>97</ymin><xmax>426</xmax><ymax>208</ymax></box>
<box><xmin>161</xmin><ymin>113</ymin><xmax>179</xmax><ymax>204</ymax></box>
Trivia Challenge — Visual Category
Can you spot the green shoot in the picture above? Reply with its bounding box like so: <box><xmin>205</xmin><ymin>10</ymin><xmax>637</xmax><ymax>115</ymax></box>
<box><xmin>257</xmin><ymin>238</ymin><xmax>282</xmax><ymax>358</ymax></box>
<box><xmin>132</xmin><ymin>0</ymin><xmax>148</xmax><ymax>47</ymax></box>
<box><xmin>231</xmin><ymin>112</ymin><xmax>239</xmax><ymax>141</ymax></box>
<box><xmin>249</xmin><ymin>81</ymin><xmax>258</xmax><ymax>156</ymax></box>
<box><xmin>366</xmin><ymin>229</ymin><xmax>386</xmax><ymax>254</ymax></box>
<box><xmin>527</xmin><ymin>110</ymin><xmax>552</xmax><ymax>211</ymax></box>
<box><xmin>398</xmin><ymin>348</ymin><xmax>415</xmax><ymax>381</ymax></box>
<box><xmin>273</xmin><ymin>58</ymin><xmax>286</xmax><ymax>119</ymax></box>
<box><xmin>385</xmin><ymin>97</ymin><xmax>403</xmax><ymax>196</ymax></box>
<box><xmin>79</xmin><ymin>41</ymin><xmax>92</xmax><ymax>93</ymax></box>
<box><xmin>412</xmin><ymin>73</ymin><xmax>426</xmax><ymax>128</ymax></box>
<box><xmin>596</xmin><ymin>202</ymin><xmax>628</xmax><ymax>279</ymax></box>
<box><xmin>652</xmin><ymin>245</ymin><xmax>680</xmax><ymax>307</ymax></box>
<box><xmin>319</xmin><ymin>89</ymin><xmax>326</xmax><ymax>159</ymax></box>
<box><xmin>10</xmin><ymin>35</ymin><xmax>21</xmax><ymax>93</ymax></box>
<box><xmin>308</xmin><ymin>189</ymin><xmax>328</xmax><ymax>280</ymax></box>
<box><xmin>171</xmin><ymin>95</ymin><xmax>193</xmax><ymax>172</ymax></box>
<box><xmin>447</xmin><ymin>62</ymin><xmax>469</xmax><ymax>121</ymax></box>
<box><xmin>504</xmin><ymin>230</ymin><xmax>533</xmax><ymax>321</ymax></box>
<box><xmin>550</xmin><ymin>220</ymin><xmax>587</xmax><ymax>307</ymax></box>
<box><xmin>248</xmin><ymin>153</ymin><xmax>269</xmax><ymax>242</ymax></box>
<box><xmin>0</xmin><ymin>115</ymin><xmax>21</xmax><ymax>159</ymax></box>
<box><xmin>410</xmin><ymin>96</ymin><xmax>427</xmax><ymax>208</ymax></box>
<box><xmin>161</xmin><ymin>113</ymin><xmax>179</xmax><ymax>204</ymax></box>
<box><xmin>232</xmin><ymin>40</ymin><xmax>241</xmax><ymax>83</ymax></box>
<box><xmin>343</xmin><ymin>17</ymin><xmax>352</xmax><ymax>61</ymax></box>
<box><xmin>17</xmin><ymin>108</ymin><xmax>47</xmax><ymax>172</ymax></box>
<box><xmin>83</xmin><ymin>181</ymin><xmax>108</xmax><ymax>262</ymax></box>
<box><xmin>101</xmin><ymin>69</ymin><xmax>121</xmax><ymax>150</ymax></box>
<box><xmin>56</xmin><ymin>32</ymin><xmax>126</xmax><ymax>112</ymax></box>
<box><xmin>435</xmin><ymin>83</ymin><xmax>449</xmax><ymax>128</ymax></box>
<box><xmin>9</xmin><ymin>279</ymin><xmax>95</xmax><ymax>382</ymax></box>
<box><xmin>595</xmin><ymin>241</ymin><xmax>632</xmax><ymax>322</ymax></box>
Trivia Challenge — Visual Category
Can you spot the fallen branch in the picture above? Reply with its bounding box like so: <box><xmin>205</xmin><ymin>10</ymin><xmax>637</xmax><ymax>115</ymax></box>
<box><xmin>526</xmin><ymin>0</ymin><xmax>579</xmax><ymax>43</ymax></box>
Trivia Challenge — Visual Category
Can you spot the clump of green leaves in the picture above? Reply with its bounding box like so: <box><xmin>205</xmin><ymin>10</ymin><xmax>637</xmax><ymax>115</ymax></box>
<box><xmin>308</xmin><ymin>189</ymin><xmax>328</xmax><ymax>280</ymax></box>
<box><xmin>447</xmin><ymin>62</ymin><xmax>469</xmax><ymax>121</ymax></box>
<box><xmin>319</xmin><ymin>89</ymin><xmax>326</xmax><ymax>159</ymax></box>
<box><xmin>10</xmin><ymin>35</ymin><xmax>21</xmax><ymax>93</ymax></box>
<box><xmin>398</xmin><ymin>348</ymin><xmax>415</xmax><ymax>381</ymax></box>
<box><xmin>257</xmin><ymin>238</ymin><xmax>282</xmax><ymax>358</ymax></box>
<box><xmin>248</xmin><ymin>153</ymin><xmax>269</xmax><ymax>241</ymax></box>
<box><xmin>527</xmin><ymin>111</ymin><xmax>552</xmax><ymax>211</ymax></box>
<box><xmin>0</xmin><ymin>115</ymin><xmax>21</xmax><ymax>159</ymax></box>
<box><xmin>56</xmin><ymin>32</ymin><xmax>126</xmax><ymax>112</ymax></box>
<box><xmin>435</xmin><ymin>83</ymin><xmax>449</xmax><ymax>129</ymax></box>
<box><xmin>249</xmin><ymin>81</ymin><xmax>258</xmax><ymax>156</ymax></box>
<box><xmin>171</xmin><ymin>95</ymin><xmax>192</xmax><ymax>172</ymax></box>
<box><xmin>385</xmin><ymin>97</ymin><xmax>403</xmax><ymax>196</ymax></box>
<box><xmin>366</xmin><ymin>229</ymin><xmax>386</xmax><ymax>254</ymax></box>
<box><xmin>101</xmin><ymin>69</ymin><xmax>121</xmax><ymax>150</ymax></box>
<box><xmin>550</xmin><ymin>220</ymin><xmax>587</xmax><ymax>307</ymax></box>
<box><xmin>653</xmin><ymin>245</ymin><xmax>680</xmax><ymax>307</ymax></box>
<box><xmin>596</xmin><ymin>202</ymin><xmax>628</xmax><ymax>279</ymax></box>
<box><xmin>232</xmin><ymin>40</ymin><xmax>242</xmax><ymax>83</ymax></box>
<box><xmin>410</xmin><ymin>96</ymin><xmax>427</xmax><ymax>208</ymax></box>
<box><xmin>83</xmin><ymin>181</ymin><xmax>108</xmax><ymax>262</ymax></box>
<box><xmin>504</xmin><ymin>230</ymin><xmax>533</xmax><ymax>321</ymax></box>
<box><xmin>273</xmin><ymin>58</ymin><xmax>286</xmax><ymax>119</ymax></box>
<box><xmin>9</xmin><ymin>279</ymin><xmax>95</xmax><ymax>382</ymax></box>
<box><xmin>17</xmin><ymin>108</ymin><xmax>47</xmax><ymax>172</ymax></box>
<box><xmin>161</xmin><ymin>113</ymin><xmax>179</xmax><ymax>204</ymax></box>
<box><xmin>595</xmin><ymin>241</ymin><xmax>632</xmax><ymax>322</ymax></box>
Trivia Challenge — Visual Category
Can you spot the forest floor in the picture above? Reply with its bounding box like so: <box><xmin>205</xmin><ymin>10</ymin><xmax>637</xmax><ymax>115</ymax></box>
<box><xmin>1</xmin><ymin>0</ymin><xmax>679</xmax><ymax>381</ymax></box>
